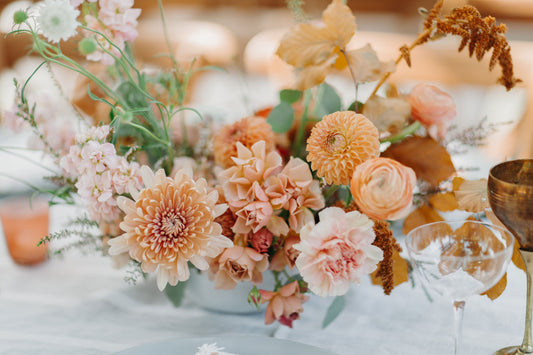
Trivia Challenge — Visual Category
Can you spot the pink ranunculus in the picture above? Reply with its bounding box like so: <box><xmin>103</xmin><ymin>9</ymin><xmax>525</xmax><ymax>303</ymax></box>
<box><xmin>259</xmin><ymin>281</ymin><xmax>308</xmax><ymax>328</ymax></box>
<box><xmin>409</xmin><ymin>83</ymin><xmax>456</xmax><ymax>139</ymax></box>
<box><xmin>209</xmin><ymin>246</ymin><xmax>269</xmax><ymax>290</ymax></box>
<box><xmin>251</xmin><ymin>228</ymin><xmax>273</xmax><ymax>253</ymax></box>
<box><xmin>293</xmin><ymin>207</ymin><xmax>383</xmax><ymax>297</ymax></box>
<box><xmin>350</xmin><ymin>157</ymin><xmax>416</xmax><ymax>221</ymax></box>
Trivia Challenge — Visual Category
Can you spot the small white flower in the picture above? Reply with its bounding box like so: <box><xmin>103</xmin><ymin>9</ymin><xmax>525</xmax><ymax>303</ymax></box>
<box><xmin>37</xmin><ymin>0</ymin><xmax>79</xmax><ymax>43</ymax></box>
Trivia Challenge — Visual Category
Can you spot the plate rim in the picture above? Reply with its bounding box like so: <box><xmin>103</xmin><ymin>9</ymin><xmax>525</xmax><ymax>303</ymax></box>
<box><xmin>116</xmin><ymin>333</ymin><xmax>337</xmax><ymax>355</ymax></box>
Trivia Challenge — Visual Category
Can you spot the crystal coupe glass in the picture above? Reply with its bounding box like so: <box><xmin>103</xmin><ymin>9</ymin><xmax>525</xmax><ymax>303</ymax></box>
<box><xmin>406</xmin><ymin>220</ymin><xmax>514</xmax><ymax>355</ymax></box>
<box><xmin>489</xmin><ymin>159</ymin><xmax>533</xmax><ymax>355</ymax></box>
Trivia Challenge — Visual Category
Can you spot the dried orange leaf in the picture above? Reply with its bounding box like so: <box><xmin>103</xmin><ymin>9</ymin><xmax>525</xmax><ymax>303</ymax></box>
<box><xmin>402</xmin><ymin>204</ymin><xmax>444</xmax><ymax>235</ymax></box>
<box><xmin>452</xmin><ymin>176</ymin><xmax>465</xmax><ymax>190</ymax></box>
<box><xmin>391</xmin><ymin>249</ymin><xmax>409</xmax><ymax>286</ymax></box>
<box><xmin>512</xmin><ymin>242</ymin><xmax>526</xmax><ymax>272</ymax></box>
<box><xmin>482</xmin><ymin>273</ymin><xmax>507</xmax><ymax>300</ymax></box>
<box><xmin>382</xmin><ymin>136</ymin><xmax>456</xmax><ymax>188</ymax></box>
<box><xmin>370</xmin><ymin>248</ymin><xmax>409</xmax><ymax>288</ymax></box>
<box><xmin>429</xmin><ymin>192</ymin><xmax>459</xmax><ymax>212</ymax></box>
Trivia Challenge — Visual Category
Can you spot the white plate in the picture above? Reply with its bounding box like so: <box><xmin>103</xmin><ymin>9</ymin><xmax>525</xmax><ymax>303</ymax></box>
<box><xmin>116</xmin><ymin>334</ymin><xmax>337</xmax><ymax>355</ymax></box>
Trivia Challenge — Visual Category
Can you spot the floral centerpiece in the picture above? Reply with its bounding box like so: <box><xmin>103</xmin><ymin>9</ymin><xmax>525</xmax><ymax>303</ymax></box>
<box><xmin>1</xmin><ymin>0</ymin><xmax>522</xmax><ymax>328</ymax></box>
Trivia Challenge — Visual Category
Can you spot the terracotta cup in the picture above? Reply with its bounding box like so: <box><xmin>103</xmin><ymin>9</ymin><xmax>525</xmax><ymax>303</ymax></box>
<box><xmin>0</xmin><ymin>195</ymin><xmax>49</xmax><ymax>265</ymax></box>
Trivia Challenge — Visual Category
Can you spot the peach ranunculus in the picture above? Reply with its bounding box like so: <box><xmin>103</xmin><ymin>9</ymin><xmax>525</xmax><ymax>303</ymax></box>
<box><xmin>409</xmin><ymin>83</ymin><xmax>456</xmax><ymax>139</ymax></box>
<box><xmin>259</xmin><ymin>281</ymin><xmax>309</xmax><ymax>328</ymax></box>
<box><xmin>294</xmin><ymin>207</ymin><xmax>383</xmax><ymax>297</ymax></box>
<box><xmin>350</xmin><ymin>157</ymin><xmax>416</xmax><ymax>221</ymax></box>
<box><xmin>209</xmin><ymin>246</ymin><xmax>269</xmax><ymax>290</ymax></box>
<box><xmin>265</xmin><ymin>157</ymin><xmax>325</xmax><ymax>233</ymax></box>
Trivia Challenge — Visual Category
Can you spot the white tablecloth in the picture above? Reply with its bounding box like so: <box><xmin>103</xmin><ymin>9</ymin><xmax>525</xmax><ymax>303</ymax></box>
<box><xmin>0</xmin><ymin>201</ymin><xmax>527</xmax><ymax>355</ymax></box>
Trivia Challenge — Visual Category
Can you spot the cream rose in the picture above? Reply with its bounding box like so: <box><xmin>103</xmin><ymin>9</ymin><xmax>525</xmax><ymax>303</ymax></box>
<box><xmin>350</xmin><ymin>157</ymin><xmax>416</xmax><ymax>221</ymax></box>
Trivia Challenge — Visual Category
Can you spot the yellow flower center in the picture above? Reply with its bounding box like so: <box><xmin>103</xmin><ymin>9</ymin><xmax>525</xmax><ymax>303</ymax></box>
<box><xmin>324</xmin><ymin>132</ymin><xmax>348</xmax><ymax>154</ymax></box>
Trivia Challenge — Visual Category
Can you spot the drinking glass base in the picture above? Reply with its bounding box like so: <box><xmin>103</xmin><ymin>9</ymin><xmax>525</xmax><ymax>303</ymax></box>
<box><xmin>494</xmin><ymin>346</ymin><xmax>533</xmax><ymax>355</ymax></box>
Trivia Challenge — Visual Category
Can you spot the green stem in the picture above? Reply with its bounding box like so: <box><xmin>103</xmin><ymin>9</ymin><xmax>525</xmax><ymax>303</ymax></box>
<box><xmin>294</xmin><ymin>90</ymin><xmax>312</xmax><ymax>158</ymax></box>
<box><xmin>124</xmin><ymin>122</ymin><xmax>171</xmax><ymax>146</ymax></box>
<box><xmin>281</xmin><ymin>269</ymin><xmax>296</xmax><ymax>283</ymax></box>
<box><xmin>324</xmin><ymin>184</ymin><xmax>340</xmax><ymax>201</ymax></box>
<box><xmin>380</xmin><ymin>121</ymin><xmax>421</xmax><ymax>144</ymax></box>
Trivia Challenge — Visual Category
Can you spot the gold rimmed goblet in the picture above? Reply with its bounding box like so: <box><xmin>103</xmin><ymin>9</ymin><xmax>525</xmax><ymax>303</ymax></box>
<box><xmin>489</xmin><ymin>159</ymin><xmax>533</xmax><ymax>355</ymax></box>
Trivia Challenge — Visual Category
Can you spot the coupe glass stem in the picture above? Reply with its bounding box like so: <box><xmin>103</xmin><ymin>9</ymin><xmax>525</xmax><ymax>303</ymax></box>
<box><xmin>519</xmin><ymin>250</ymin><xmax>533</xmax><ymax>354</ymax></box>
<box><xmin>453</xmin><ymin>300</ymin><xmax>466</xmax><ymax>355</ymax></box>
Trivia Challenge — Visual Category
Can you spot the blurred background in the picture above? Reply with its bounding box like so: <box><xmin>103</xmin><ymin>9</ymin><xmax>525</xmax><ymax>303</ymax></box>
<box><xmin>0</xmin><ymin>0</ymin><xmax>531</xmax><ymax>196</ymax></box>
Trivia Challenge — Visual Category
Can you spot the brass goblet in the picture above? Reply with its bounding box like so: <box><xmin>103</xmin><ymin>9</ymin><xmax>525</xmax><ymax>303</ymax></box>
<box><xmin>488</xmin><ymin>159</ymin><xmax>533</xmax><ymax>355</ymax></box>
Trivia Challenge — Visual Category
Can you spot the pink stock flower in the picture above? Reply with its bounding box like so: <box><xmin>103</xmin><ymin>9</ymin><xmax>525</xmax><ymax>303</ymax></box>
<box><xmin>98</xmin><ymin>0</ymin><xmax>141</xmax><ymax>42</ymax></box>
<box><xmin>350</xmin><ymin>157</ymin><xmax>416</xmax><ymax>221</ymax></box>
<box><xmin>209</xmin><ymin>246</ymin><xmax>269</xmax><ymax>290</ymax></box>
<box><xmin>80</xmin><ymin>141</ymin><xmax>119</xmax><ymax>173</ymax></box>
<box><xmin>112</xmin><ymin>158</ymin><xmax>142</xmax><ymax>194</ymax></box>
<box><xmin>259</xmin><ymin>281</ymin><xmax>308</xmax><ymax>328</ymax></box>
<box><xmin>409</xmin><ymin>83</ymin><xmax>456</xmax><ymax>139</ymax></box>
<box><xmin>60</xmin><ymin>145</ymin><xmax>83</xmax><ymax>177</ymax></box>
<box><xmin>294</xmin><ymin>207</ymin><xmax>383</xmax><ymax>297</ymax></box>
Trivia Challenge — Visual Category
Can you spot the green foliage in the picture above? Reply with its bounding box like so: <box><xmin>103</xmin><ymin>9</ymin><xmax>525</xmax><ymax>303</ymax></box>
<box><xmin>280</xmin><ymin>89</ymin><xmax>302</xmax><ymax>104</ymax></box>
<box><xmin>347</xmin><ymin>100</ymin><xmax>363</xmax><ymax>112</ymax></box>
<box><xmin>247</xmin><ymin>286</ymin><xmax>262</xmax><ymax>311</ymax></box>
<box><xmin>164</xmin><ymin>280</ymin><xmax>188</xmax><ymax>307</ymax></box>
<box><xmin>314</xmin><ymin>83</ymin><xmax>342</xmax><ymax>118</ymax></box>
<box><xmin>38</xmin><ymin>216</ymin><xmax>102</xmax><ymax>255</ymax></box>
<box><xmin>322</xmin><ymin>295</ymin><xmax>346</xmax><ymax>329</ymax></box>
<box><xmin>267</xmin><ymin>102</ymin><xmax>295</xmax><ymax>133</ymax></box>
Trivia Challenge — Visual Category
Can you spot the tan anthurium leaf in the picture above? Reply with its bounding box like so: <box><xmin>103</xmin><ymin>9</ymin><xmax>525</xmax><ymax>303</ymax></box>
<box><xmin>276</xmin><ymin>0</ymin><xmax>355</xmax><ymax>69</ymax></box>
<box><xmin>340</xmin><ymin>44</ymin><xmax>396</xmax><ymax>83</ymax></box>
<box><xmin>429</xmin><ymin>192</ymin><xmax>459</xmax><ymax>212</ymax></box>
<box><xmin>402</xmin><ymin>204</ymin><xmax>444</xmax><ymax>235</ymax></box>
<box><xmin>482</xmin><ymin>273</ymin><xmax>507</xmax><ymax>300</ymax></box>
<box><xmin>453</xmin><ymin>178</ymin><xmax>489</xmax><ymax>213</ymax></box>
<box><xmin>292</xmin><ymin>58</ymin><xmax>335</xmax><ymax>91</ymax></box>
<box><xmin>322</xmin><ymin>0</ymin><xmax>357</xmax><ymax>45</ymax></box>
<box><xmin>382</xmin><ymin>136</ymin><xmax>456</xmax><ymax>188</ymax></box>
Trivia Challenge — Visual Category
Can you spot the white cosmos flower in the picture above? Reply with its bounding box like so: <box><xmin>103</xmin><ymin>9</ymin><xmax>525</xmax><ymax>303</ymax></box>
<box><xmin>37</xmin><ymin>0</ymin><xmax>79</xmax><ymax>43</ymax></box>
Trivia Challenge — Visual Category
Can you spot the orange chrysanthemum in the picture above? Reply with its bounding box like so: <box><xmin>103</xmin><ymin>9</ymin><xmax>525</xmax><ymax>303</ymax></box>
<box><xmin>212</xmin><ymin>116</ymin><xmax>276</xmax><ymax>168</ymax></box>
<box><xmin>108</xmin><ymin>166</ymin><xmax>233</xmax><ymax>291</ymax></box>
<box><xmin>306</xmin><ymin>111</ymin><xmax>380</xmax><ymax>185</ymax></box>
